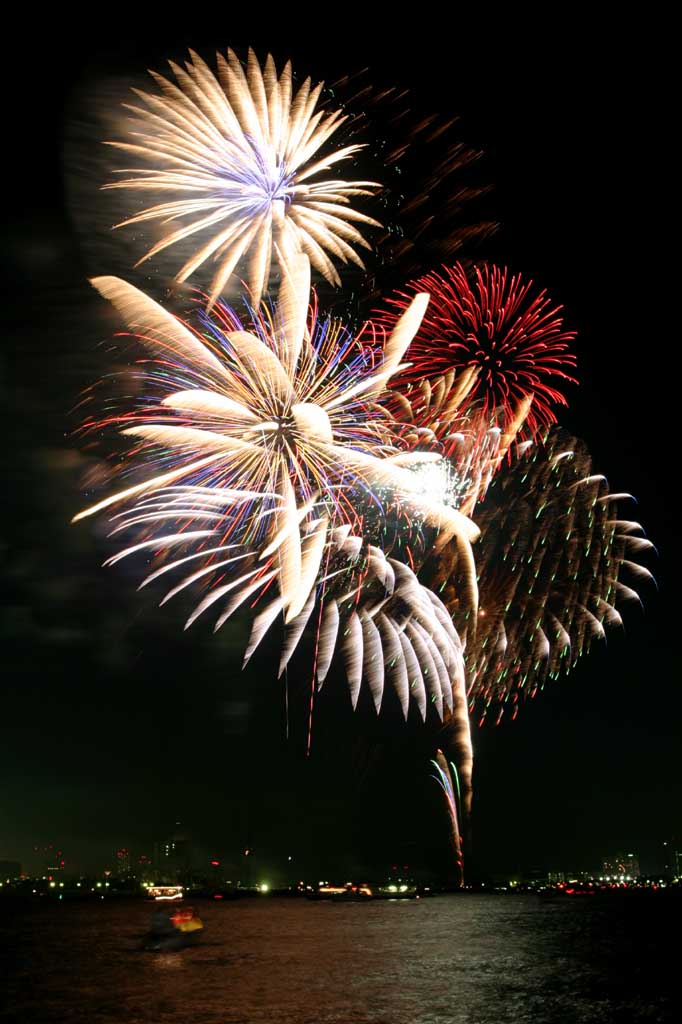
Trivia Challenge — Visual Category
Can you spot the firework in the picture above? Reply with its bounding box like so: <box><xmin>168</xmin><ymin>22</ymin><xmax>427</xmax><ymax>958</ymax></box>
<box><xmin>430</xmin><ymin>751</ymin><xmax>464</xmax><ymax>884</ymax></box>
<box><xmin>459</xmin><ymin>430</ymin><xmax>654</xmax><ymax>725</ymax></box>
<box><xmin>311</xmin><ymin>537</ymin><xmax>467</xmax><ymax>722</ymax></box>
<box><xmin>67</xmin><ymin>47</ymin><xmax>656</xmax><ymax>885</ymax></box>
<box><xmin>329</xmin><ymin>68</ymin><xmax>497</xmax><ymax>298</ymax></box>
<box><xmin>73</xmin><ymin>256</ymin><xmax>479</xmax><ymax>716</ymax></box>
<box><xmin>374</xmin><ymin>263</ymin><xmax>577</xmax><ymax>438</ymax></box>
<box><xmin>238</xmin><ymin>529</ymin><xmax>468</xmax><ymax>722</ymax></box>
<box><xmin>383</xmin><ymin>368</ymin><xmax>536</xmax><ymax>517</ymax></box>
<box><xmin>105</xmin><ymin>49</ymin><xmax>381</xmax><ymax>306</ymax></box>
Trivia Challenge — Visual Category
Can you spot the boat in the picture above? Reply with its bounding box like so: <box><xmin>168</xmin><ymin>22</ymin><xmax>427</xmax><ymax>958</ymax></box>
<box><xmin>375</xmin><ymin>882</ymin><xmax>418</xmax><ymax>900</ymax></box>
<box><xmin>141</xmin><ymin>905</ymin><xmax>204</xmax><ymax>951</ymax></box>
<box><xmin>306</xmin><ymin>883</ymin><xmax>374</xmax><ymax>901</ymax></box>
<box><xmin>144</xmin><ymin>884</ymin><xmax>184</xmax><ymax>902</ymax></box>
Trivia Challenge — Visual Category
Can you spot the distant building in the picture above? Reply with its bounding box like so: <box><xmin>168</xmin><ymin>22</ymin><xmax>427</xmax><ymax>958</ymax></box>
<box><xmin>153</xmin><ymin>823</ymin><xmax>192</xmax><ymax>882</ymax></box>
<box><xmin>135</xmin><ymin>853</ymin><xmax>153</xmax><ymax>882</ymax></box>
<box><xmin>662</xmin><ymin>839</ymin><xmax>681</xmax><ymax>878</ymax></box>
<box><xmin>601</xmin><ymin>852</ymin><xmax>640</xmax><ymax>878</ymax></box>
<box><xmin>115</xmin><ymin>848</ymin><xmax>131</xmax><ymax>877</ymax></box>
<box><xmin>522</xmin><ymin>866</ymin><xmax>547</xmax><ymax>885</ymax></box>
<box><xmin>548</xmin><ymin>870</ymin><xmax>591</xmax><ymax>884</ymax></box>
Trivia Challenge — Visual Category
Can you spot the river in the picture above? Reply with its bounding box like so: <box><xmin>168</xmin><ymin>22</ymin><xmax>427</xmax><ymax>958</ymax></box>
<box><xmin>2</xmin><ymin>892</ymin><xmax>679</xmax><ymax>1022</ymax></box>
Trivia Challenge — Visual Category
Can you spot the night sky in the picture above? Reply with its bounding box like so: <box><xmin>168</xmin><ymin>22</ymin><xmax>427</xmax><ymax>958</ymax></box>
<box><xmin>3</xmin><ymin>17</ymin><xmax>677</xmax><ymax>880</ymax></box>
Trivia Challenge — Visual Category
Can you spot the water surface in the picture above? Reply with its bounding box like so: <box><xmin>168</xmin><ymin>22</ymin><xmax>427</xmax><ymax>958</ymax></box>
<box><xmin>2</xmin><ymin>893</ymin><xmax>679</xmax><ymax>1022</ymax></box>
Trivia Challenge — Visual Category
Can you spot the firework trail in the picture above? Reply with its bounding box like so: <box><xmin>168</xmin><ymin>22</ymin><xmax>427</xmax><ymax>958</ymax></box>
<box><xmin>68</xmin><ymin>48</ymin><xmax>655</xmax><ymax>882</ymax></box>
<box><xmin>461</xmin><ymin>429</ymin><xmax>654</xmax><ymax>725</ymax></box>
<box><xmin>73</xmin><ymin>255</ymin><xmax>478</xmax><ymax>716</ymax></box>
<box><xmin>104</xmin><ymin>49</ymin><xmax>381</xmax><ymax>307</ymax></box>
<box><xmin>374</xmin><ymin>263</ymin><xmax>577</xmax><ymax>439</ymax></box>
<box><xmin>430</xmin><ymin>751</ymin><xmax>464</xmax><ymax>885</ymax></box>
<box><xmin>329</xmin><ymin>69</ymin><xmax>497</xmax><ymax>296</ymax></box>
<box><xmin>381</xmin><ymin>368</ymin><xmax>536</xmax><ymax>520</ymax></box>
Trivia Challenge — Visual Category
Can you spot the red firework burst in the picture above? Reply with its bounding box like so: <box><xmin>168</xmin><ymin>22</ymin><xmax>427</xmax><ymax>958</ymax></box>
<box><xmin>375</xmin><ymin>263</ymin><xmax>577</xmax><ymax>436</ymax></box>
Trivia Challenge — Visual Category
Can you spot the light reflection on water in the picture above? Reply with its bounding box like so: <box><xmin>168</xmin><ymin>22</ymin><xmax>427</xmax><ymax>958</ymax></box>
<box><xmin>2</xmin><ymin>894</ymin><xmax>679</xmax><ymax>1023</ymax></box>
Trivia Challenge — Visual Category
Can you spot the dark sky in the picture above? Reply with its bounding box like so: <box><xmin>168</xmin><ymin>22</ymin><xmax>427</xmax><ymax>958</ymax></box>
<box><xmin>3</xmin><ymin>16</ymin><xmax>677</xmax><ymax>879</ymax></box>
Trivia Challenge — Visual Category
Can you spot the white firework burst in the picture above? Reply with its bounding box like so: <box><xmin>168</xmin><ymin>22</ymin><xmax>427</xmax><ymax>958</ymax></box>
<box><xmin>73</xmin><ymin>255</ymin><xmax>479</xmax><ymax>625</ymax></box>
<box><xmin>105</xmin><ymin>48</ymin><xmax>381</xmax><ymax>306</ymax></box>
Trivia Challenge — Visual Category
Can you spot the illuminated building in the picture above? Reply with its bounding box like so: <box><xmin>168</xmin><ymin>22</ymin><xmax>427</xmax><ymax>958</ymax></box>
<box><xmin>153</xmin><ymin>823</ymin><xmax>192</xmax><ymax>882</ymax></box>
<box><xmin>662</xmin><ymin>839</ymin><xmax>681</xmax><ymax>878</ymax></box>
<box><xmin>115</xmin><ymin>848</ymin><xmax>131</xmax><ymax>877</ymax></box>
